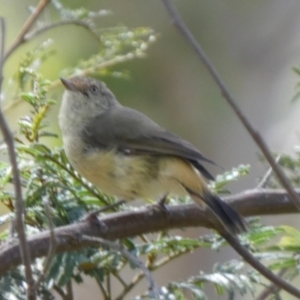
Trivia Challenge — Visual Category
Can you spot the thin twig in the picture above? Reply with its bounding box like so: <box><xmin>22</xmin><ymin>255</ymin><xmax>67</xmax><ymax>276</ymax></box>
<box><xmin>24</xmin><ymin>20</ymin><xmax>101</xmax><ymax>44</ymax></box>
<box><xmin>257</xmin><ymin>155</ymin><xmax>281</xmax><ymax>189</ymax></box>
<box><xmin>160</xmin><ymin>0</ymin><xmax>300</xmax><ymax>212</ymax></box>
<box><xmin>115</xmin><ymin>245</ymin><xmax>178</xmax><ymax>300</ymax></box>
<box><xmin>112</xmin><ymin>271</ymin><xmax>127</xmax><ymax>288</ymax></box>
<box><xmin>255</xmin><ymin>268</ymin><xmax>288</xmax><ymax>300</ymax></box>
<box><xmin>94</xmin><ymin>274</ymin><xmax>110</xmax><ymax>300</ymax></box>
<box><xmin>0</xmin><ymin>18</ymin><xmax>35</xmax><ymax>300</ymax></box>
<box><xmin>81</xmin><ymin>235</ymin><xmax>161</xmax><ymax>300</ymax></box>
<box><xmin>115</xmin><ymin>252</ymin><xmax>178</xmax><ymax>300</ymax></box>
<box><xmin>220</xmin><ymin>230</ymin><xmax>300</xmax><ymax>298</ymax></box>
<box><xmin>65</xmin><ymin>280</ymin><xmax>73</xmax><ymax>300</ymax></box>
<box><xmin>4</xmin><ymin>0</ymin><xmax>51</xmax><ymax>62</ymax></box>
<box><xmin>53</xmin><ymin>284</ymin><xmax>66</xmax><ymax>299</ymax></box>
<box><xmin>106</xmin><ymin>273</ymin><xmax>111</xmax><ymax>299</ymax></box>
<box><xmin>159</xmin><ymin>2</ymin><xmax>300</xmax><ymax>294</ymax></box>
<box><xmin>115</xmin><ymin>239</ymin><xmax>161</xmax><ymax>300</ymax></box>
<box><xmin>115</xmin><ymin>271</ymin><xmax>144</xmax><ymax>300</ymax></box>
<box><xmin>34</xmin><ymin>197</ymin><xmax>57</xmax><ymax>290</ymax></box>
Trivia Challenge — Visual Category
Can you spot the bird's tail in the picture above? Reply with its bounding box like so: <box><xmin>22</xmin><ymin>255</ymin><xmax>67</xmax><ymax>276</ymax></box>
<box><xmin>203</xmin><ymin>192</ymin><xmax>247</xmax><ymax>234</ymax></box>
<box><xmin>185</xmin><ymin>184</ymin><xmax>247</xmax><ymax>234</ymax></box>
<box><xmin>163</xmin><ymin>157</ymin><xmax>247</xmax><ymax>234</ymax></box>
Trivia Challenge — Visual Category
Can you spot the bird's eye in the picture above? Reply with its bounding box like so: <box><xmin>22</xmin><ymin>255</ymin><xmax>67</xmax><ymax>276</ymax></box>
<box><xmin>89</xmin><ymin>85</ymin><xmax>98</xmax><ymax>94</ymax></box>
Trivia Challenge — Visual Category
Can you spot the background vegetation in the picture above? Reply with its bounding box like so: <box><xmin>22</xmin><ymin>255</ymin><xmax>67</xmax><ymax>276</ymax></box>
<box><xmin>1</xmin><ymin>1</ymin><xmax>300</xmax><ymax>299</ymax></box>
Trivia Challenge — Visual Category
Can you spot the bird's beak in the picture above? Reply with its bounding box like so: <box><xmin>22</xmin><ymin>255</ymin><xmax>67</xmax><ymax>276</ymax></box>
<box><xmin>60</xmin><ymin>78</ymin><xmax>76</xmax><ymax>91</ymax></box>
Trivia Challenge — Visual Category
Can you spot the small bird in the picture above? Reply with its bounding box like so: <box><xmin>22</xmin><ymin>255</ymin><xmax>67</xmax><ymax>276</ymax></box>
<box><xmin>59</xmin><ymin>76</ymin><xmax>247</xmax><ymax>234</ymax></box>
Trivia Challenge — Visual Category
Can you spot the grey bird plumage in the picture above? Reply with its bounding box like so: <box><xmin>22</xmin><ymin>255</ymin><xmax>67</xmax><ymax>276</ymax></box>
<box><xmin>59</xmin><ymin>76</ymin><xmax>247</xmax><ymax>234</ymax></box>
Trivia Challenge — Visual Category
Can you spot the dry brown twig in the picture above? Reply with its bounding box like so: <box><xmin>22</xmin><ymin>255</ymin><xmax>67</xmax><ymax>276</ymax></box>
<box><xmin>160</xmin><ymin>0</ymin><xmax>300</xmax><ymax>298</ymax></box>
<box><xmin>0</xmin><ymin>1</ymin><xmax>53</xmax><ymax>298</ymax></box>
<box><xmin>160</xmin><ymin>0</ymin><xmax>300</xmax><ymax>212</ymax></box>
<box><xmin>0</xmin><ymin>17</ymin><xmax>36</xmax><ymax>300</ymax></box>
<box><xmin>1</xmin><ymin>0</ymin><xmax>300</xmax><ymax>299</ymax></box>
<box><xmin>4</xmin><ymin>0</ymin><xmax>51</xmax><ymax>62</ymax></box>
<box><xmin>81</xmin><ymin>235</ymin><xmax>161</xmax><ymax>300</ymax></box>
<box><xmin>0</xmin><ymin>1</ymin><xmax>149</xmax><ymax>297</ymax></box>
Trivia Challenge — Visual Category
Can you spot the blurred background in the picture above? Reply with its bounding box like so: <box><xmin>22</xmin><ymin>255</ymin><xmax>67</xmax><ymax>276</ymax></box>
<box><xmin>2</xmin><ymin>0</ymin><xmax>300</xmax><ymax>299</ymax></box>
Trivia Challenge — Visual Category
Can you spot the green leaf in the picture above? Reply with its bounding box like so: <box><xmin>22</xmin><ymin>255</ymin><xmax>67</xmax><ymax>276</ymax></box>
<box><xmin>177</xmin><ymin>283</ymin><xmax>206</xmax><ymax>300</ymax></box>
<box><xmin>209</xmin><ymin>164</ymin><xmax>250</xmax><ymax>193</ymax></box>
<box><xmin>247</xmin><ymin>226</ymin><xmax>283</xmax><ymax>246</ymax></box>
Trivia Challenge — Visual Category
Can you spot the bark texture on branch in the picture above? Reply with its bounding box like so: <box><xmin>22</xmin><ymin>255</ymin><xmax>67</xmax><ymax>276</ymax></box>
<box><xmin>0</xmin><ymin>188</ymin><xmax>297</xmax><ymax>277</ymax></box>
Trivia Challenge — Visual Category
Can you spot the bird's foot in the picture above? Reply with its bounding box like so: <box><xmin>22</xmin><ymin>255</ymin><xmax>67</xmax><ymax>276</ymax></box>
<box><xmin>153</xmin><ymin>195</ymin><xmax>171</xmax><ymax>217</ymax></box>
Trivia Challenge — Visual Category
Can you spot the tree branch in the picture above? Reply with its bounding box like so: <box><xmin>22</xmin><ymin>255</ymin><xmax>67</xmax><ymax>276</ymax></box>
<box><xmin>23</xmin><ymin>20</ymin><xmax>101</xmax><ymax>44</ymax></box>
<box><xmin>0</xmin><ymin>189</ymin><xmax>297</xmax><ymax>283</ymax></box>
<box><xmin>160</xmin><ymin>0</ymin><xmax>300</xmax><ymax>211</ymax></box>
<box><xmin>4</xmin><ymin>0</ymin><xmax>51</xmax><ymax>62</ymax></box>
<box><xmin>0</xmin><ymin>18</ymin><xmax>35</xmax><ymax>300</ymax></box>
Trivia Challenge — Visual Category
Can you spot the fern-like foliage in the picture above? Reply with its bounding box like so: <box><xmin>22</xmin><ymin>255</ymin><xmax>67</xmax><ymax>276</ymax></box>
<box><xmin>1</xmin><ymin>2</ymin><xmax>300</xmax><ymax>300</ymax></box>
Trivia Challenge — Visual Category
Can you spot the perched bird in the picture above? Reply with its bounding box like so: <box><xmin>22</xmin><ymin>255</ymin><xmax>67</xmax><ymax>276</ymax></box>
<box><xmin>59</xmin><ymin>76</ymin><xmax>247</xmax><ymax>234</ymax></box>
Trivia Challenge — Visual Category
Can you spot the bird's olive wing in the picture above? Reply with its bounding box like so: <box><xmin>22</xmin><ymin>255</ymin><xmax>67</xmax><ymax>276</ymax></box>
<box><xmin>82</xmin><ymin>107</ymin><xmax>215</xmax><ymax>180</ymax></box>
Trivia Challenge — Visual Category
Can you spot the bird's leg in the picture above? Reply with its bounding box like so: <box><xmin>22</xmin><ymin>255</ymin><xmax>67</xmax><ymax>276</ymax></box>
<box><xmin>154</xmin><ymin>194</ymin><xmax>171</xmax><ymax>216</ymax></box>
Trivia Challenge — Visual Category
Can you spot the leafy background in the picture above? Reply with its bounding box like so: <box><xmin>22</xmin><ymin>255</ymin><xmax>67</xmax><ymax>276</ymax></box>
<box><xmin>1</xmin><ymin>0</ymin><xmax>300</xmax><ymax>299</ymax></box>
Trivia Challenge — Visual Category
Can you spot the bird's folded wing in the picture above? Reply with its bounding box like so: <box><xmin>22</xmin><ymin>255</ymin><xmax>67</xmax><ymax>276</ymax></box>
<box><xmin>82</xmin><ymin>106</ymin><xmax>216</xmax><ymax>180</ymax></box>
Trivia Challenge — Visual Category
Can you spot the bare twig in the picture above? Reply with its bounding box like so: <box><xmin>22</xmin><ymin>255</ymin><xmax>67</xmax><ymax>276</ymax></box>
<box><xmin>220</xmin><ymin>229</ymin><xmax>300</xmax><ymax>298</ymax></box>
<box><xmin>257</xmin><ymin>155</ymin><xmax>281</xmax><ymax>189</ymax></box>
<box><xmin>117</xmin><ymin>245</ymin><xmax>182</xmax><ymax>300</ymax></box>
<box><xmin>106</xmin><ymin>273</ymin><xmax>111</xmax><ymax>299</ymax></box>
<box><xmin>160</xmin><ymin>0</ymin><xmax>300</xmax><ymax>211</ymax></box>
<box><xmin>24</xmin><ymin>20</ymin><xmax>101</xmax><ymax>44</ymax></box>
<box><xmin>4</xmin><ymin>0</ymin><xmax>51</xmax><ymax>62</ymax></box>
<box><xmin>112</xmin><ymin>272</ymin><xmax>127</xmax><ymax>288</ymax></box>
<box><xmin>95</xmin><ymin>275</ymin><xmax>110</xmax><ymax>300</ymax></box>
<box><xmin>34</xmin><ymin>197</ymin><xmax>57</xmax><ymax>290</ymax></box>
<box><xmin>53</xmin><ymin>284</ymin><xmax>66</xmax><ymax>299</ymax></box>
<box><xmin>66</xmin><ymin>280</ymin><xmax>74</xmax><ymax>300</ymax></box>
<box><xmin>255</xmin><ymin>268</ymin><xmax>287</xmax><ymax>300</ymax></box>
<box><xmin>115</xmin><ymin>271</ymin><xmax>144</xmax><ymax>300</ymax></box>
<box><xmin>0</xmin><ymin>18</ymin><xmax>35</xmax><ymax>300</ymax></box>
<box><xmin>81</xmin><ymin>235</ymin><xmax>161</xmax><ymax>300</ymax></box>
<box><xmin>115</xmin><ymin>250</ymin><xmax>176</xmax><ymax>300</ymax></box>
<box><xmin>158</xmin><ymin>2</ymin><xmax>300</xmax><ymax>293</ymax></box>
